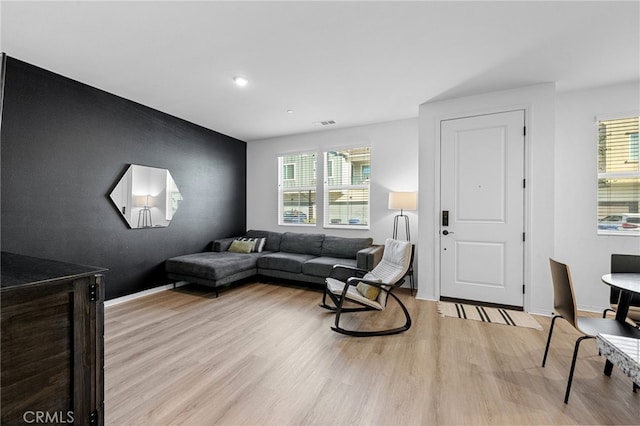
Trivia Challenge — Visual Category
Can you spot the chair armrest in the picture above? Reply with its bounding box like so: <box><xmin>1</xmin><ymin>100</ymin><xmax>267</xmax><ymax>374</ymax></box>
<box><xmin>329</xmin><ymin>264</ymin><xmax>369</xmax><ymax>281</ymax></box>
<box><xmin>346</xmin><ymin>276</ymin><xmax>406</xmax><ymax>290</ymax></box>
<box><xmin>346</xmin><ymin>276</ymin><xmax>379</xmax><ymax>287</ymax></box>
<box><xmin>357</xmin><ymin>244</ymin><xmax>384</xmax><ymax>271</ymax></box>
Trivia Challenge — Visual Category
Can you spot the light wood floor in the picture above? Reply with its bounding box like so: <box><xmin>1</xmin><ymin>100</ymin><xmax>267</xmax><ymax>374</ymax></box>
<box><xmin>105</xmin><ymin>281</ymin><xmax>639</xmax><ymax>425</ymax></box>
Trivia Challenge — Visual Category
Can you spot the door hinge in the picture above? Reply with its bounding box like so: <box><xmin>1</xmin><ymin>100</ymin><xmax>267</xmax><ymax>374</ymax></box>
<box><xmin>522</xmin><ymin>232</ymin><xmax>526</xmax><ymax>242</ymax></box>
<box><xmin>523</xmin><ymin>178</ymin><xmax>526</xmax><ymax>189</ymax></box>
<box><xmin>523</xmin><ymin>284</ymin><xmax>526</xmax><ymax>294</ymax></box>
<box><xmin>523</xmin><ymin>126</ymin><xmax>527</xmax><ymax>136</ymax></box>
<box><xmin>89</xmin><ymin>283</ymin><xmax>97</xmax><ymax>302</ymax></box>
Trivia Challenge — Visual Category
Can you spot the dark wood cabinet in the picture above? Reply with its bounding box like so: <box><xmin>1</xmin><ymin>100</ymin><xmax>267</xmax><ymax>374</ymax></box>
<box><xmin>1</xmin><ymin>252</ymin><xmax>106</xmax><ymax>425</ymax></box>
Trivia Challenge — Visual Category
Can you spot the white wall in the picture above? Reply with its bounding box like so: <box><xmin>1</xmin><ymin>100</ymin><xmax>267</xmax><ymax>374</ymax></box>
<box><xmin>555</xmin><ymin>81</ymin><xmax>640</xmax><ymax>313</ymax></box>
<box><xmin>247</xmin><ymin>118</ymin><xmax>419</xmax><ymax>268</ymax></box>
<box><xmin>418</xmin><ymin>83</ymin><xmax>556</xmax><ymax>315</ymax></box>
<box><xmin>247</xmin><ymin>82</ymin><xmax>638</xmax><ymax>315</ymax></box>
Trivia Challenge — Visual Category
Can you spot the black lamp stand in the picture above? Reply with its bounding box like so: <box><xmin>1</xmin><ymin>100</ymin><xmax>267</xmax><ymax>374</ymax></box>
<box><xmin>392</xmin><ymin>209</ymin><xmax>411</xmax><ymax>240</ymax></box>
<box><xmin>392</xmin><ymin>208</ymin><xmax>415</xmax><ymax>296</ymax></box>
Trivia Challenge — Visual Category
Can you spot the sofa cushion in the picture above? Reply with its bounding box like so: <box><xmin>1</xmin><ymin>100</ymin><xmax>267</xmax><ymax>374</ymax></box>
<box><xmin>302</xmin><ymin>256</ymin><xmax>358</xmax><ymax>278</ymax></box>
<box><xmin>257</xmin><ymin>252</ymin><xmax>316</xmax><ymax>273</ymax></box>
<box><xmin>280</xmin><ymin>232</ymin><xmax>325</xmax><ymax>256</ymax></box>
<box><xmin>166</xmin><ymin>251</ymin><xmax>261</xmax><ymax>281</ymax></box>
<box><xmin>213</xmin><ymin>237</ymin><xmax>237</xmax><ymax>252</ymax></box>
<box><xmin>321</xmin><ymin>236</ymin><xmax>373</xmax><ymax>259</ymax></box>
<box><xmin>246</xmin><ymin>230</ymin><xmax>282</xmax><ymax>252</ymax></box>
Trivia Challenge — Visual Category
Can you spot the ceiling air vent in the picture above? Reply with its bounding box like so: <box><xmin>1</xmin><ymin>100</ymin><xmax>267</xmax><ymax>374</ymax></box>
<box><xmin>313</xmin><ymin>120</ymin><xmax>336</xmax><ymax>126</ymax></box>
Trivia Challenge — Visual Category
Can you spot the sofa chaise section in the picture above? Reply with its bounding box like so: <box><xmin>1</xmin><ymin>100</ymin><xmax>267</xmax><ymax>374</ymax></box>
<box><xmin>165</xmin><ymin>251</ymin><xmax>263</xmax><ymax>290</ymax></box>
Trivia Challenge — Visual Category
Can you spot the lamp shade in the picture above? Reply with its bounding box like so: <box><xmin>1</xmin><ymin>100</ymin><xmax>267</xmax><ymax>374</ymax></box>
<box><xmin>388</xmin><ymin>192</ymin><xmax>417</xmax><ymax>211</ymax></box>
<box><xmin>135</xmin><ymin>195</ymin><xmax>155</xmax><ymax>208</ymax></box>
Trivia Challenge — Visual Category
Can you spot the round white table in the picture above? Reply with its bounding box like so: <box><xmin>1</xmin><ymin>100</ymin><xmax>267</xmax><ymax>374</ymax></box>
<box><xmin>601</xmin><ymin>273</ymin><xmax>640</xmax><ymax>322</ymax></box>
<box><xmin>601</xmin><ymin>272</ymin><xmax>640</xmax><ymax>376</ymax></box>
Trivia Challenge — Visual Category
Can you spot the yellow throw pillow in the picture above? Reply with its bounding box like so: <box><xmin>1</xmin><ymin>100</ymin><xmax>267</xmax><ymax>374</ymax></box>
<box><xmin>228</xmin><ymin>239</ymin><xmax>255</xmax><ymax>253</ymax></box>
<box><xmin>356</xmin><ymin>274</ymin><xmax>382</xmax><ymax>300</ymax></box>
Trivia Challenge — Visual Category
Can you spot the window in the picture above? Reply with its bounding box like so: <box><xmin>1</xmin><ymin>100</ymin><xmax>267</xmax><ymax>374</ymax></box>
<box><xmin>282</xmin><ymin>164</ymin><xmax>295</xmax><ymax>180</ymax></box>
<box><xmin>324</xmin><ymin>147</ymin><xmax>371</xmax><ymax>228</ymax></box>
<box><xmin>597</xmin><ymin>116</ymin><xmax>640</xmax><ymax>235</ymax></box>
<box><xmin>630</xmin><ymin>133</ymin><xmax>639</xmax><ymax>162</ymax></box>
<box><xmin>278</xmin><ymin>152</ymin><xmax>316</xmax><ymax>225</ymax></box>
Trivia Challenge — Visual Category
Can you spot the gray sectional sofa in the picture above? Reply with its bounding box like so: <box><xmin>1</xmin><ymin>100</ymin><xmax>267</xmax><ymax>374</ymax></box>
<box><xmin>165</xmin><ymin>230</ymin><xmax>383</xmax><ymax>295</ymax></box>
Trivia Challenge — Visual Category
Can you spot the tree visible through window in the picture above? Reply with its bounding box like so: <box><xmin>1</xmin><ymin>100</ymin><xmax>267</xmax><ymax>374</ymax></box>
<box><xmin>597</xmin><ymin>116</ymin><xmax>640</xmax><ymax>235</ymax></box>
<box><xmin>324</xmin><ymin>147</ymin><xmax>371</xmax><ymax>228</ymax></box>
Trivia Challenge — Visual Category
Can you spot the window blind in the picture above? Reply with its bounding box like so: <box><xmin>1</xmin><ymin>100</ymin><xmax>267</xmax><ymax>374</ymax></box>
<box><xmin>324</xmin><ymin>147</ymin><xmax>371</xmax><ymax>228</ymax></box>
<box><xmin>597</xmin><ymin>116</ymin><xmax>639</xmax><ymax>235</ymax></box>
<box><xmin>278</xmin><ymin>152</ymin><xmax>316</xmax><ymax>225</ymax></box>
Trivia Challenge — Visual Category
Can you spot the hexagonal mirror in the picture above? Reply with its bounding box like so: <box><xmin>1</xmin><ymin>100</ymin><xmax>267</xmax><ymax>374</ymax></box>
<box><xmin>109</xmin><ymin>164</ymin><xmax>183</xmax><ymax>228</ymax></box>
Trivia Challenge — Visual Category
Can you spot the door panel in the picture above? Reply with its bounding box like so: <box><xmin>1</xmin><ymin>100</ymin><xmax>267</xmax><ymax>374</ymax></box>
<box><xmin>440</xmin><ymin>110</ymin><xmax>525</xmax><ymax>307</ymax></box>
<box><xmin>457</xmin><ymin>128</ymin><xmax>506</xmax><ymax>222</ymax></box>
<box><xmin>456</xmin><ymin>241</ymin><xmax>505</xmax><ymax>287</ymax></box>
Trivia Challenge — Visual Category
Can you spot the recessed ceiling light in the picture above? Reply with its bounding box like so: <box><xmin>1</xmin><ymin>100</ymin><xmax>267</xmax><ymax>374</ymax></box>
<box><xmin>287</xmin><ymin>110</ymin><xmax>294</xmax><ymax>114</ymax></box>
<box><xmin>233</xmin><ymin>76</ymin><xmax>249</xmax><ymax>87</ymax></box>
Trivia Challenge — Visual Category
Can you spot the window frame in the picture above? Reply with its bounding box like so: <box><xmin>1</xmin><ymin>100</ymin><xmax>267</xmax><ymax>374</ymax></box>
<box><xmin>323</xmin><ymin>147</ymin><xmax>371</xmax><ymax>230</ymax></box>
<box><xmin>277</xmin><ymin>152</ymin><xmax>317</xmax><ymax>227</ymax></box>
<box><xmin>596</xmin><ymin>114</ymin><xmax>640</xmax><ymax>237</ymax></box>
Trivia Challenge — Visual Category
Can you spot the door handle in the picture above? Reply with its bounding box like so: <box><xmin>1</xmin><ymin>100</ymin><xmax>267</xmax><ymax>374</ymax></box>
<box><xmin>442</xmin><ymin>230</ymin><xmax>454</xmax><ymax>235</ymax></box>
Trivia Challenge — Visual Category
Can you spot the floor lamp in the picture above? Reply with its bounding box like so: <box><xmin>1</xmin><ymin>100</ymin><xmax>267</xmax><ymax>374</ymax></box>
<box><xmin>388</xmin><ymin>191</ymin><xmax>417</xmax><ymax>240</ymax></box>
<box><xmin>389</xmin><ymin>191</ymin><xmax>417</xmax><ymax>295</ymax></box>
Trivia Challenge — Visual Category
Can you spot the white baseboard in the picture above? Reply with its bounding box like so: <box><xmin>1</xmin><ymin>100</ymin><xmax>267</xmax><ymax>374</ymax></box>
<box><xmin>105</xmin><ymin>281</ymin><xmax>189</xmax><ymax>307</ymax></box>
<box><xmin>577</xmin><ymin>304</ymin><xmax>607</xmax><ymax>315</ymax></box>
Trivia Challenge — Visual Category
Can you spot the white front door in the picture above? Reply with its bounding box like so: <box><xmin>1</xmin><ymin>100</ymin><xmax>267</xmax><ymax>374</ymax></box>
<box><xmin>440</xmin><ymin>110</ymin><xmax>525</xmax><ymax>307</ymax></box>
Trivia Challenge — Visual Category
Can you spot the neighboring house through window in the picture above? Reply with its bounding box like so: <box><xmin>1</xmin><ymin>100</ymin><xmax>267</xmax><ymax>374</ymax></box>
<box><xmin>278</xmin><ymin>152</ymin><xmax>316</xmax><ymax>225</ymax></box>
<box><xmin>278</xmin><ymin>147</ymin><xmax>371</xmax><ymax>228</ymax></box>
<box><xmin>597</xmin><ymin>115</ymin><xmax>640</xmax><ymax>235</ymax></box>
<box><xmin>324</xmin><ymin>147</ymin><xmax>371</xmax><ymax>228</ymax></box>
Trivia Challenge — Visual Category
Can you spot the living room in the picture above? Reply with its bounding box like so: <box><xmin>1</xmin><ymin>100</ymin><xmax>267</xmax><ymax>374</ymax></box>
<box><xmin>1</xmin><ymin>1</ymin><xmax>639</xmax><ymax>424</ymax></box>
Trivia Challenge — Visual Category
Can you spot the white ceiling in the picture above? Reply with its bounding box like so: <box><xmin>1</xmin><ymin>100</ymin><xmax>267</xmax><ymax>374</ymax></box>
<box><xmin>1</xmin><ymin>1</ymin><xmax>638</xmax><ymax>142</ymax></box>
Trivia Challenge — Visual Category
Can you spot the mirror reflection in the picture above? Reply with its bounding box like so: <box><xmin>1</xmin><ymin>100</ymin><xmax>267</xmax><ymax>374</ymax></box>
<box><xmin>109</xmin><ymin>164</ymin><xmax>183</xmax><ymax>228</ymax></box>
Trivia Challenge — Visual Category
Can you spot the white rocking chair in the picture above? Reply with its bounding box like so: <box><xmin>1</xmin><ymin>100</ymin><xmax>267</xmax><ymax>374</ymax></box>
<box><xmin>320</xmin><ymin>238</ymin><xmax>413</xmax><ymax>337</ymax></box>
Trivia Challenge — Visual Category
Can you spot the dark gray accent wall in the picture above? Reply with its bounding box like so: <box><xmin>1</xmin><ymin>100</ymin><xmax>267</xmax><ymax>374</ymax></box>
<box><xmin>1</xmin><ymin>56</ymin><xmax>247</xmax><ymax>300</ymax></box>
